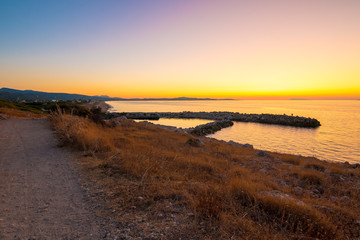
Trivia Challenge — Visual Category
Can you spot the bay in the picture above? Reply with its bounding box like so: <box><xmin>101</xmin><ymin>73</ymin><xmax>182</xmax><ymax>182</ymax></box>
<box><xmin>107</xmin><ymin>100</ymin><xmax>360</xmax><ymax>163</ymax></box>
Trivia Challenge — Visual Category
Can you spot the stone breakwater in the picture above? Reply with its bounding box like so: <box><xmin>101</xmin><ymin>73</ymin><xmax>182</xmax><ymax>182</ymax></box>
<box><xmin>188</xmin><ymin>120</ymin><xmax>234</xmax><ymax>136</ymax></box>
<box><xmin>107</xmin><ymin>111</ymin><xmax>321</xmax><ymax>128</ymax></box>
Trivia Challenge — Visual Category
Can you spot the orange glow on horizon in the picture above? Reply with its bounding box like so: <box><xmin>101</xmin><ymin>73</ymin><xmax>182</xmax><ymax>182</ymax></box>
<box><xmin>1</xmin><ymin>1</ymin><xmax>359</xmax><ymax>100</ymax></box>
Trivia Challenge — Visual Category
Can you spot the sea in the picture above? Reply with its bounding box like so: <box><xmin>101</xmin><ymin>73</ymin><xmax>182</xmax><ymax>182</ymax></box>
<box><xmin>107</xmin><ymin>100</ymin><xmax>360</xmax><ymax>164</ymax></box>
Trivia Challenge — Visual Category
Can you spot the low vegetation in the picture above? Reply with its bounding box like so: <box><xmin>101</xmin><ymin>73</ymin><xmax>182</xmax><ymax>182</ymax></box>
<box><xmin>0</xmin><ymin>99</ymin><xmax>103</xmax><ymax>120</ymax></box>
<box><xmin>0</xmin><ymin>99</ymin><xmax>44</xmax><ymax>118</ymax></box>
<box><xmin>50</xmin><ymin>112</ymin><xmax>360</xmax><ymax>239</ymax></box>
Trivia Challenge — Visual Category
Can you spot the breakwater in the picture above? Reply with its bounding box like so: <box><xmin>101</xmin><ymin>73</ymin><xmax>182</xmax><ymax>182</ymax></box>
<box><xmin>106</xmin><ymin>111</ymin><xmax>321</xmax><ymax>128</ymax></box>
<box><xmin>188</xmin><ymin>120</ymin><xmax>234</xmax><ymax>136</ymax></box>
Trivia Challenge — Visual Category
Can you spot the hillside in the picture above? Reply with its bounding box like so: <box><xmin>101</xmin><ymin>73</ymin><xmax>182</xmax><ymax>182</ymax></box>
<box><xmin>49</xmin><ymin>112</ymin><xmax>360</xmax><ymax>239</ymax></box>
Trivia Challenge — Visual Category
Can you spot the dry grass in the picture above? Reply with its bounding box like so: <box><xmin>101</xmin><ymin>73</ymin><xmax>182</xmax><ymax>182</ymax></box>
<box><xmin>50</xmin><ymin>110</ymin><xmax>114</xmax><ymax>152</ymax></box>
<box><xmin>51</xmin><ymin>112</ymin><xmax>360</xmax><ymax>239</ymax></box>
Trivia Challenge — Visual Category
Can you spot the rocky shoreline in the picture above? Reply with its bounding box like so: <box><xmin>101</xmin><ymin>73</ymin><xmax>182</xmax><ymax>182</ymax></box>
<box><xmin>83</xmin><ymin>100</ymin><xmax>113</xmax><ymax>113</ymax></box>
<box><xmin>106</xmin><ymin>111</ymin><xmax>321</xmax><ymax>128</ymax></box>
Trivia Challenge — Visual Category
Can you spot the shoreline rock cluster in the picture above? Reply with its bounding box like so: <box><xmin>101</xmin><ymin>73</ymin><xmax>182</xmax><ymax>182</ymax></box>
<box><xmin>107</xmin><ymin>111</ymin><xmax>321</xmax><ymax>128</ymax></box>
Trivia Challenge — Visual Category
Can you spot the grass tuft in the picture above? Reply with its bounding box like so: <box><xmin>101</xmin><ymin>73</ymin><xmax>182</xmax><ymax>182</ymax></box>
<box><xmin>50</xmin><ymin>109</ymin><xmax>114</xmax><ymax>152</ymax></box>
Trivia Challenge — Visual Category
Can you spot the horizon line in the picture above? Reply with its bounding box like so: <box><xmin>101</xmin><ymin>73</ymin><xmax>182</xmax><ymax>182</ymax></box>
<box><xmin>1</xmin><ymin>87</ymin><xmax>359</xmax><ymax>101</ymax></box>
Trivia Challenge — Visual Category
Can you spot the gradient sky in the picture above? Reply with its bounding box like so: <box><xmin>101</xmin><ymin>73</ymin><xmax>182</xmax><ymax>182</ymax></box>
<box><xmin>1</xmin><ymin>0</ymin><xmax>359</xmax><ymax>99</ymax></box>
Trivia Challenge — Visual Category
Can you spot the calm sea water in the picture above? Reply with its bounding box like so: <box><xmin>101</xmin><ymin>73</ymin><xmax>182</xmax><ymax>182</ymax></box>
<box><xmin>107</xmin><ymin>100</ymin><xmax>360</xmax><ymax>163</ymax></box>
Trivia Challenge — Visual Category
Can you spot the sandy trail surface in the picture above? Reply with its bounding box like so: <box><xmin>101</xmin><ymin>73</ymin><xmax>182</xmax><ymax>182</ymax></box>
<box><xmin>0</xmin><ymin>119</ymin><xmax>102</xmax><ymax>239</ymax></box>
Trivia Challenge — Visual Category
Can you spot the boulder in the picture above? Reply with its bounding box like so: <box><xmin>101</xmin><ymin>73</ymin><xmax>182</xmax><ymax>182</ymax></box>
<box><xmin>186</xmin><ymin>138</ymin><xmax>204</xmax><ymax>147</ymax></box>
<box><xmin>350</xmin><ymin>164</ymin><xmax>359</xmax><ymax>169</ymax></box>
<box><xmin>256</xmin><ymin>150</ymin><xmax>270</xmax><ymax>157</ymax></box>
<box><xmin>228</xmin><ymin>140</ymin><xmax>254</xmax><ymax>149</ymax></box>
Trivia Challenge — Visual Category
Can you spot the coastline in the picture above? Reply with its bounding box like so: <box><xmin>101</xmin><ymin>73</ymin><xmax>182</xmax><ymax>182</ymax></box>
<box><xmin>1</xmin><ymin>105</ymin><xmax>359</xmax><ymax>239</ymax></box>
<box><xmin>102</xmin><ymin>100</ymin><xmax>360</xmax><ymax>164</ymax></box>
<box><xmin>50</xmin><ymin>112</ymin><xmax>360</xmax><ymax>239</ymax></box>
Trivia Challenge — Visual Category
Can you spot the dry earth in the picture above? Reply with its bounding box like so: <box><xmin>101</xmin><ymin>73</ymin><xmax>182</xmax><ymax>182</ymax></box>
<box><xmin>0</xmin><ymin>119</ymin><xmax>107</xmax><ymax>239</ymax></box>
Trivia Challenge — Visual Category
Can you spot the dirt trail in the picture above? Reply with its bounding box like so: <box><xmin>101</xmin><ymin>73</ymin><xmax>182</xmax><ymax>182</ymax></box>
<box><xmin>0</xmin><ymin>119</ymin><xmax>102</xmax><ymax>239</ymax></box>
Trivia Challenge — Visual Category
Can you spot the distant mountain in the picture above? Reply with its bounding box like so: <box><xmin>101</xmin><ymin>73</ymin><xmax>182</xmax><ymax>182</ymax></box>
<box><xmin>121</xmin><ymin>97</ymin><xmax>232</xmax><ymax>101</ymax></box>
<box><xmin>0</xmin><ymin>88</ymin><xmax>121</xmax><ymax>102</ymax></box>
<box><xmin>0</xmin><ymin>88</ymin><xmax>232</xmax><ymax>102</ymax></box>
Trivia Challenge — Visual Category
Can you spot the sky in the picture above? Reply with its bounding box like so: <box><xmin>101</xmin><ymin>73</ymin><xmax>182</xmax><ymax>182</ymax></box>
<box><xmin>0</xmin><ymin>0</ymin><xmax>359</xmax><ymax>99</ymax></box>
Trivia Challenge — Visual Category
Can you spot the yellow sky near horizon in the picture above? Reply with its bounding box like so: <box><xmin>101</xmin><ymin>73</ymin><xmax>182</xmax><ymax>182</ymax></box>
<box><xmin>1</xmin><ymin>1</ymin><xmax>359</xmax><ymax>99</ymax></box>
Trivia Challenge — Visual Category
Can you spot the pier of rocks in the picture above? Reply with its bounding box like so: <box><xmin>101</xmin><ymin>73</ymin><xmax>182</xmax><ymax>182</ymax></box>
<box><xmin>107</xmin><ymin>111</ymin><xmax>321</xmax><ymax>128</ymax></box>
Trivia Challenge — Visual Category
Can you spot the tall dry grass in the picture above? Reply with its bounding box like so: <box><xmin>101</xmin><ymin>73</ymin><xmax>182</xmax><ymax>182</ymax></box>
<box><xmin>50</xmin><ymin>109</ymin><xmax>114</xmax><ymax>152</ymax></box>
<box><xmin>51</xmin><ymin>112</ymin><xmax>360</xmax><ymax>239</ymax></box>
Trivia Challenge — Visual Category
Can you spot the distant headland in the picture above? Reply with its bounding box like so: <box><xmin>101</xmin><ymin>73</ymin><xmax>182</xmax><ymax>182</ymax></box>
<box><xmin>0</xmin><ymin>88</ymin><xmax>232</xmax><ymax>102</ymax></box>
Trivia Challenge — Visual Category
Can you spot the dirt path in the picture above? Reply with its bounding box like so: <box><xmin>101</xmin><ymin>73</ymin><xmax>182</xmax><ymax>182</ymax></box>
<box><xmin>0</xmin><ymin>119</ymin><xmax>102</xmax><ymax>239</ymax></box>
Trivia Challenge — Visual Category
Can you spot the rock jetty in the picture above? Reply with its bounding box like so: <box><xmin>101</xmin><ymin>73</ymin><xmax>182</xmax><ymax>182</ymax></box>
<box><xmin>188</xmin><ymin>120</ymin><xmax>234</xmax><ymax>136</ymax></box>
<box><xmin>107</xmin><ymin>112</ymin><xmax>160</xmax><ymax>120</ymax></box>
<box><xmin>158</xmin><ymin>112</ymin><xmax>321</xmax><ymax>128</ymax></box>
<box><xmin>107</xmin><ymin>111</ymin><xmax>321</xmax><ymax>128</ymax></box>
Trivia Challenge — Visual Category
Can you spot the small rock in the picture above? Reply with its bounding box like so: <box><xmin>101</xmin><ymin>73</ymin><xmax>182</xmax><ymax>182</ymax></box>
<box><xmin>261</xmin><ymin>190</ymin><xmax>305</xmax><ymax>206</ymax></box>
<box><xmin>187</xmin><ymin>213</ymin><xmax>195</xmax><ymax>217</ymax></box>
<box><xmin>313</xmin><ymin>188</ymin><xmax>321</xmax><ymax>194</ymax></box>
<box><xmin>294</xmin><ymin>186</ymin><xmax>303</xmax><ymax>196</ymax></box>
<box><xmin>262</xmin><ymin>190</ymin><xmax>291</xmax><ymax>200</ymax></box>
<box><xmin>340</xmin><ymin>196</ymin><xmax>350</xmax><ymax>202</ymax></box>
<box><xmin>244</xmin><ymin>143</ymin><xmax>254</xmax><ymax>148</ymax></box>
<box><xmin>330</xmin><ymin>196</ymin><xmax>337</xmax><ymax>202</ymax></box>
<box><xmin>311</xmin><ymin>193</ymin><xmax>320</xmax><ymax>198</ymax></box>
<box><xmin>228</xmin><ymin>141</ymin><xmax>254</xmax><ymax>149</ymax></box>
<box><xmin>274</xmin><ymin>179</ymin><xmax>288</xmax><ymax>187</ymax></box>
<box><xmin>350</xmin><ymin>164</ymin><xmax>359</xmax><ymax>169</ymax></box>
<box><xmin>186</xmin><ymin>138</ymin><xmax>204</xmax><ymax>147</ymax></box>
<box><xmin>256</xmin><ymin>150</ymin><xmax>270</xmax><ymax>157</ymax></box>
